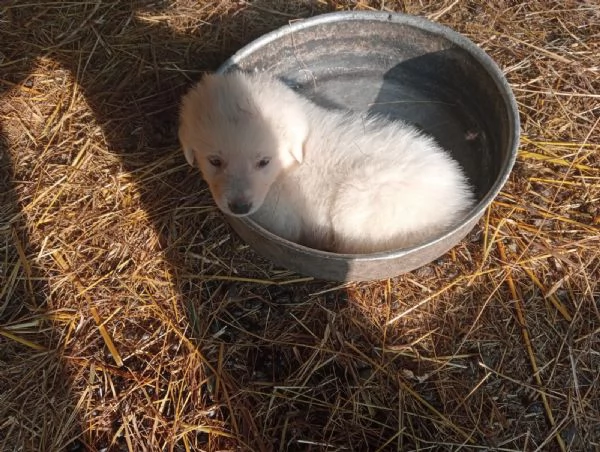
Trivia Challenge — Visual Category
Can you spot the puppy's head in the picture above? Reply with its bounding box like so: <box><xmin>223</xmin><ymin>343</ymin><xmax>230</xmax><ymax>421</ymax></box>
<box><xmin>178</xmin><ymin>72</ymin><xmax>308</xmax><ymax>216</ymax></box>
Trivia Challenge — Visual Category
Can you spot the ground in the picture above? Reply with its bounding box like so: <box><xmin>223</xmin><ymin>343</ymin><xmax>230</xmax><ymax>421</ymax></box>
<box><xmin>0</xmin><ymin>1</ymin><xmax>599</xmax><ymax>451</ymax></box>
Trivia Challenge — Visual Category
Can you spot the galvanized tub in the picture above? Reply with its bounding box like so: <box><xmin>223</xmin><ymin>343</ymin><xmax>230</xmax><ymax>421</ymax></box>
<box><xmin>217</xmin><ymin>11</ymin><xmax>520</xmax><ymax>281</ymax></box>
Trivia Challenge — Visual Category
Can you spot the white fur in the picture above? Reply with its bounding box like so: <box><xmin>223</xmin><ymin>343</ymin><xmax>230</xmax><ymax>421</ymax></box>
<box><xmin>179</xmin><ymin>71</ymin><xmax>475</xmax><ymax>254</ymax></box>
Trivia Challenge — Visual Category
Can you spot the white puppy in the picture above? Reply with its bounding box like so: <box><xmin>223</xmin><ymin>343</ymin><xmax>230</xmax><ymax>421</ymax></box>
<box><xmin>179</xmin><ymin>71</ymin><xmax>475</xmax><ymax>254</ymax></box>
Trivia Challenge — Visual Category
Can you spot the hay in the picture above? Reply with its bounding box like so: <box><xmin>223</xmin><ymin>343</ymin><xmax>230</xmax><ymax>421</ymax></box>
<box><xmin>1</xmin><ymin>0</ymin><xmax>598</xmax><ymax>450</ymax></box>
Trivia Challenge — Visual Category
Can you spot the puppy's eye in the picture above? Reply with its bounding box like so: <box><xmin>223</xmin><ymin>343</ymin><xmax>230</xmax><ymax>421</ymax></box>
<box><xmin>257</xmin><ymin>157</ymin><xmax>271</xmax><ymax>169</ymax></box>
<box><xmin>208</xmin><ymin>156</ymin><xmax>223</xmax><ymax>168</ymax></box>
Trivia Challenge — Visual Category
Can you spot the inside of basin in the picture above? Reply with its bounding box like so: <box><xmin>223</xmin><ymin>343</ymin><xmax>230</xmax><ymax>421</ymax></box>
<box><xmin>225</xmin><ymin>18</ymin><xmax>514</xmax><ymax>203</ymax></box>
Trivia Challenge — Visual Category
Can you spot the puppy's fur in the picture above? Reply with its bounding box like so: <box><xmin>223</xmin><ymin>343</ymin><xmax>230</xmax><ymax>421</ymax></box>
<box><xmin>179</xmin><ymin>71</ymin><xmax>475</xmax><ymax>254</ymax></box>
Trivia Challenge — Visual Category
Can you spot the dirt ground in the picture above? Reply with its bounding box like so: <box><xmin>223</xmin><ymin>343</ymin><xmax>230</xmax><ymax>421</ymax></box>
<box><xmin>1</xmin><ymin>1</ymin><xmax>598</xmax><ymax>451</ymax></box>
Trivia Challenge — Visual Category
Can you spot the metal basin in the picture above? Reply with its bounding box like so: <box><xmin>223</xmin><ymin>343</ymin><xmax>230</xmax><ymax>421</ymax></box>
<box><xmin>216</xmin><ymin>11</ymin><xmax>519</xmax><ymax>281</ymax></box>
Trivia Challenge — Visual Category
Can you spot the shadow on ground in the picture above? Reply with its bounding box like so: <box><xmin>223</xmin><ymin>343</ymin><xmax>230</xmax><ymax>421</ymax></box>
<box><xmin>0</xmin><ymin>1</ymin><xmax>333</xmax><ymax>449</ymax></box>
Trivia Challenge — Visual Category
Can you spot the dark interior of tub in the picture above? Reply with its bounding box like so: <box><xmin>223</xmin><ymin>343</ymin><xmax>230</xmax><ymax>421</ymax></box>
<box><xmin>225</xmin><ymin>19</ymin><xmax>513</xmax><ymax>201</ymax></box>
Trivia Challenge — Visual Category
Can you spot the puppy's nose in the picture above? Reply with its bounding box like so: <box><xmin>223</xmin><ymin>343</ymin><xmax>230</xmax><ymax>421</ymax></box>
<box><xmin>228</xmin><ymin>200</ymin><xmax>253</xmax><ymax>215</ymax></box>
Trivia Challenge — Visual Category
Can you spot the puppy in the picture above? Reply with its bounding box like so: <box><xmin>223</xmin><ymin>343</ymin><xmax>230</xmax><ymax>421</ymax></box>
<box><xmin>178</xmin><ymin>71</ymin><xmax>475</xmax><ymax>254</ymax></box>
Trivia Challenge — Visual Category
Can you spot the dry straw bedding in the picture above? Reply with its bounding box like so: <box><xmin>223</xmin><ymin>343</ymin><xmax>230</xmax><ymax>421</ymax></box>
<box><xmin>0</xmin><ymin>1</ymin><xmax>599</xmax><ymax>451</ymax></box>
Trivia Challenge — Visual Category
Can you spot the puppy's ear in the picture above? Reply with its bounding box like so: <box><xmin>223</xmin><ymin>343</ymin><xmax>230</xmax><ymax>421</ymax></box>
<box><xmin>289</xmin><ymin>135</ymin><xmax>305</xmax><ymax>164</ymax></box>
<box><xmin>286</xmin><ymin>114</ymin><xmax>308</xmax><ymax>164</ymax></box>
<box><xmin>178</xmin><ymin>123</ymin><xmax>197</xmax><ymax>167</ymax></box>
<box><xmin>182</xmin><ymin>144</ymin><xmax>197</xmax><ymax>167</ymax></box>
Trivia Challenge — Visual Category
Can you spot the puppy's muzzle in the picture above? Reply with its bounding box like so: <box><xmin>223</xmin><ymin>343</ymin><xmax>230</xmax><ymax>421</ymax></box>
<box><xmin>227</xmin><ymin>199</ymin><xmax>253</xmax><ymax>215</ymax></box>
